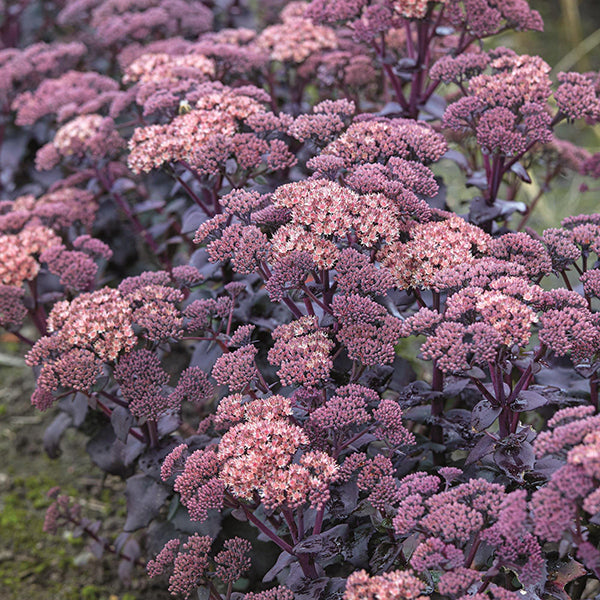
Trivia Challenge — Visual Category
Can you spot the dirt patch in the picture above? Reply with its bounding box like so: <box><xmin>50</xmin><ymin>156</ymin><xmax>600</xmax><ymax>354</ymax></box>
<box><xmin>0</xmin><ymin>342</ymin><xmax>171</xmax><ymax>600</ymax></box>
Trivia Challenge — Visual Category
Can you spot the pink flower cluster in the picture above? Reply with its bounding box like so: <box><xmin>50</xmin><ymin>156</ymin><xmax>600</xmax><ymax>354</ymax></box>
<box><xmin>216</xmin><ymin>395</ymin><xmax>338</xmax><ymax>509</ymax></box>
<box><xmin>443</xmin><ymin>51</ymin><xmax>554</xmax><ymax>157</ymax></box>
<box><xmin>36</xmin><ymin>114</ymin><xmax>125</xmax><ymax>171</ymax></box>
<box><xmin>531</xmin><ymin>408</ymin><xmax>600</xmax><ymax>574</ymax></box>
<box><xmin>256</xmin><ymin>5</ymin><xmax>338</xmax><ymax>64</ymax></box>
<box><xmin>344</xmin><ymin>569</ymin><xmax>428</xmax><ymax>600</ymax></box>
<box><xmin>268</xmin><ymin>316</ymin><xmax>334</xmax><ymax>386</ymax></box>
<box><xmin>127</xmin><ymin>83</ymin><xmax>294</xmax><ymax>176</ymax></box>
<box><xmin>0</xmin><ymin>41</ymin><xmax>86</xmax><ymax>104</ymax></box>
<box><xmin>381</xmin><ymin>215</ymin><xmax>491</xmax><ymax>289</ymax></box>
<box><xmin>0</xmin><ymin>225</ymin><xmax>62</xmax><ymax>287</ymax></box>
<box><xmin>332</xmin><ymin>294</ymin><xmax>404</xmax><ymax>365</ymax></box>
<box><xmin>12</xmin><ymin>71</ymin><xmax>119</xmax><ymax>126</ymax></box>
<box><xmin>58</xmin><ymin>0</ymin><xmax>213</xmax><ymax>49</ymax></box>
<box><xmin>147</xmin><ymin>534</ymin><xmax>212</xmax><ymax>599</ymax></box>
<box><xmin>1</xmin><ymin>187</ymin><xmax>99</xmax><ymax>232</ymax></box>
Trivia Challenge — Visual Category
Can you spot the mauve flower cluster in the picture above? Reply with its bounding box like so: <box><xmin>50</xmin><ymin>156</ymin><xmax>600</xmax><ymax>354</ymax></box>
<box><xmin>58</xmin><ymin>0</ymin><xmax>213</xmax><ymax>49</ymax></box>
<box><xmin>343</xmin><ymin>568</ymin><xmax>428</xmax><ymax>600</ymax></box>
<box><xmin>12</xmin><ymin>71</ymin><xmax>120</xmax><ymax>126</ymax></box>
<box><xmin>308</xmin><ymin>384</ymin><xmax>413</xmax><ymax>450</ymax></box>
<box><xmin>0</xmin><ymin>187</ymin><xmax>99</xmax><ymax>232</ymax></box>
<box><xmin>443</xmin><ymin>50</ymin><xmax>554</xmax><ymax>157</ymax></box>
<box><xmin>320</xmin><ymin>117</ymin><xmax>447</xmax><ymax>167</ymax></box>
<box><xmin>24</xmin><ymin>269</ymin><xmax>199</xmax><ymax>410</ymax></box>
<box><xmin>332</xmin><ymin>293</ymin><xmax>404</xmax><ymax>365</ymax></box>
<box><xmin>381</xmin><ymin>215</ymin><xmax>491</xmax><ymax>289</ymax></box>
<box><xmin>445</xmin><ymin>0</ymin><xmax>542</xmax><ymax>38</ymax></box>
<box><xmin>36</xmin><ymin>114</ymin><xmax>125</xmax><ymax>171</ymax></box>
<box><xmin>0</xmin><ymin>41</ymin><xmax>86</xmax><ymax>105</ymax></box>
<box><xmin>128</xmin><ymin>82</ymin><xmax>295</xmax><ymax>176</ymax></box>
<box><xmin>268</xmin><ymin>316</ymin><xmax>334</xmax><ymax>386</ymax></box>
<box><xmin>0</xmin><ymin>225</ymin><xmax>62</xmax><ymax>287</ymax></box>
<box><xmin>531</xmin><ymin>407</ymin><xmax>600</xmax><ymax>575</ymax></box>
<box><xmin>5</xmin><ymin>1</ymin><xmax>600</xmax><ymax>599</ymax></box>
<box><xmin>116</xmin><ymin>50</ymin><xmax>216</xmax><ymax>118</ymax></box>
<box><xmin>256</xmin><ymin>2</ymin><xmax>338</xmax><ymax>64</ymax></box>
<box><xmin>164</xmin><ymin>393</ymin><xmax>339</xmax><ymax>513</ymax></box>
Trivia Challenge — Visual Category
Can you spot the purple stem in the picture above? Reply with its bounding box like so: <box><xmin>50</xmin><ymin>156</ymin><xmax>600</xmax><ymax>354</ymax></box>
<box><xmin>239</xmin><ymin>505</ymin><xmax>294</xmax><ymax>554</ymax></box>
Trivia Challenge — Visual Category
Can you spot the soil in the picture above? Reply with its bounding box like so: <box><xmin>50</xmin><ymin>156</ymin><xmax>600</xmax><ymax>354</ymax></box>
<box><xmin>0</xmin><ymin>337</ymin><xmax>171</xmax><ymax>600</ymax></box>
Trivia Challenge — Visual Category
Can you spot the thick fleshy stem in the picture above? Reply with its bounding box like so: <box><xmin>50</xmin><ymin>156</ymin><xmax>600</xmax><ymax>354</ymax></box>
<box><xmin>464</xmin><ymin>533</ymin><xmax>481</xmax><ymax>568</ymax></box>
<box><xmin>590</xmin><ymin>370</ymin><xmax>599</xmax><ymax>410</ymax></box>
<box><xmin>27</xmin><ymin>280</ymin><xmax>48</xmax><ymax>335</ymax></box>
<box><xmin>96</xmin><ymin>167</ymin><xmax>170</xmax><ymax>269</ymax></box>
<box><xmin>147</xmin><ymin>419</ymin><xmax>159</xmax><ymax>448</ymax></box>
<box><xmin>313</xmin><ymin>507</ymin><xmax>324</xmax><ymax>536</ymax></box>
<box><xmin>11</xmin><ymin>330</ymin><xmax>35</xmax><ymax>345</ymax></box>
<box><xmin>171</xmin><ymin>168</ymin><xmax>214</xmax><ymax>217</ymax></box>
<box><xmin>239</xmin><ymin>504</ymin><xmax>294</xmax><ymax>554</ymax></box>
<box><xmin>430</xmin><ymin>361</ymin><xmax>445</xmax><ymax>464</ymax></box>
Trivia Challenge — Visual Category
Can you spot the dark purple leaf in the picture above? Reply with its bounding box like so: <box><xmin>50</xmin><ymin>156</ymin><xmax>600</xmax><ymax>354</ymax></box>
<box><xmin>285</xmin><ymin>563</ymin><xmax>329</xmax><ymax>600</ymax></box>
<box><xmin>195</xmin><ymin>587</ymin><xmax>211</xmax><ymax>600</ymax></box>
<box><xmin>118</xmin><ymin>537</ymin><xmax>141</xmax><ymax>586</ymax></box>
<box><xmin>86</xmin><ymin>426</ymin><xmax>134</xmax><ymax>477</ymax></box>
<box><xmin>182</xmin><ymin>207</ymin><xmax>207</xmax><ymax>234</ymax></box>
<box><xmin>510</xmin><ymin>162</ymin><xmax>532</xmax><ymax>183</ymax></box>
<box><xmin>110</xmin><ymin>405</ymin><xmax>134</xmax><ymax>442</ymax></box>
<box><xmin>442</xmin><ymin>149</ymin><xmax>470</xmax><ymax>170</ymax></box>
<box><xmin>466</xmin><ymin>171</ymin><xmax>488</xmax><ymax>190</ymax></box>
<box><xmin>494</xmin><ymin>440</ymin><xmax>535</xmax><ymax>477</ymax></box>
<box><xmin>124</xmin><ymin>474</ymin><xmax>170</xmax><ymax>532</ymax></box>
<box><xmin>111</xmin><ymin>178</ymin><xmax>137</xmax><ymax>195</ymax></box>
<box><xmin>43</xmin><ymin>412</ymin><xmax>72</xmax><ymax>459</ymax></box>
<box><xmin>293</xmin><ymin>524</ymin><xmax>349</xmax><ymax>557</ymax></box>
<box><xmin>148</xmin><ymin>221</ymin><xmax>172</xmax><ymax>239</ymax></box>
<box><xmin>58</xmin><ymin>393</ymin><xmax>88</xmax><ymax>426</ymax></box>
<box><xmin>532</xmin><ymin>456</ymin><xmax>563</xmax><ymax>479</ymax></box>
<box><xmin>118</xmin><ymin>557</ymin><xmax>134</xmax><ymax>587</ymax></box>
<box><xmin>471</xmin><ymin>400</ymin><xmax>501</xmax><ymax>431</ymax></box>
<box><xmin>263</xmin><ymin>551</ymin><xmax>294</xmax><ymax>582</ymax></box>
<box><xmin>132</xmin><ymin>198</ymin><xmax>166</xmax><ymax>214</ymax></box>
<box><xmin>422</xmin><ymin>94</ymin><xmax>447</xmax><ymax>120</ymax></box>
<box><xmin>157</xmin><ymin>413</ymin><xmax>180</xmax><ymax>436</ymax></box>
<box><xmin>426</xmin><ymin>177</ymin><xmax>447</xmax><ymax>211</ymax></box>
<box><xmin>114</xmin><ymin>532</ymin><xmax>130</xmax><ymax>554</ymax></box>
<box><xmin>443</xmin><ymin>377</ymin><xmax>470</xmax><ymax>397</ymax></box>
<box><xmin>377</xmin><ymin>102</ymin><xmax>405</xmax><ymax>117</ymax></box>
<box><xmin>170</xmin><ymin>504</ymin><xmax>222</xmax><ymax>538</ymax></box>
<box><xmin>495</xmin><ymin>198</ymin><xmax>527</xmax><ymax>217</ymax></box>
<box><xmin>465</xmin><ymin>434</ymin><xmax>495</xmax><ymax>465</ymax></box>
<box><xmin>511</xmin><ymin>390</ymin><xmax>550</xmax><ymax>412</ymax></box>
<box><xmin>468</xmin><ymin>196</ymin><xmax>502</xmax><ymax>225</ymax></box>
<box><xmin>88</xmin><ymin>539</ymin><xmax>105</xmax><ymax>560</ymax></box>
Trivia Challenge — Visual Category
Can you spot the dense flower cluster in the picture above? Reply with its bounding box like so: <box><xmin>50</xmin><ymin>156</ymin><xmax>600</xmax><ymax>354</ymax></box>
<box><xmin>58</xmin><ymin>0</ymin><xmax>213</xmax><ymax>49</ymax></box>
<box><xmin>0</xmin><ymin>225</ymin><xmax>62</xmax><ymax>286</ymax></box>
<box><xmin>256</xmin><ymin>4</ymin><xmax>338</xmax><ymax>64</ymax></box>
<box><xmin>36</xmin><ymin>114</ymin><xmax>125</xmax><ymax>170</ymax></box>
<box><xmin>127</xmin><ymin>82</ymin><xmax>294</xmax><ymax>176</ymax></box>
<box><xmin>4</xmin><ymin>1</ymin><xmax>600</xmax><ymax>599</ymax></box>
<box><xmin>218</xmin><ymin>395</ymin><xmax>339</xmax><ymax>509</ymax></box>
<box><xmin>532</xmin><ymin>408</ymin><xmax>600</xmax><ymax>575</ymax></box>
<box><xmin>382</xmin><ymin>215</ymin><xmax>491</xmax><ymax>289</ymax></box>
<box><xmin>268</xmin><ymin>316</ymin><xmax>334</xmax><ymax>386</ymax></box>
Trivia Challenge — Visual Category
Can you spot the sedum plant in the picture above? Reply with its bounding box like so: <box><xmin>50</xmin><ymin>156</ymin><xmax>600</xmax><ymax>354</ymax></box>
<box><xmin>0</xmin><ymin>0</ymin><xmax>599</xmax><ymax>599</ymax></box>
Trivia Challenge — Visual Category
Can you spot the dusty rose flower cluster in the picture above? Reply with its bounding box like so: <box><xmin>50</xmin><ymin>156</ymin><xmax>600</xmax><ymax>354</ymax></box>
<box><xmin>4</xmin><ymin>1</ymin><xmax>600</xmax><ymax>599</ymax></box>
